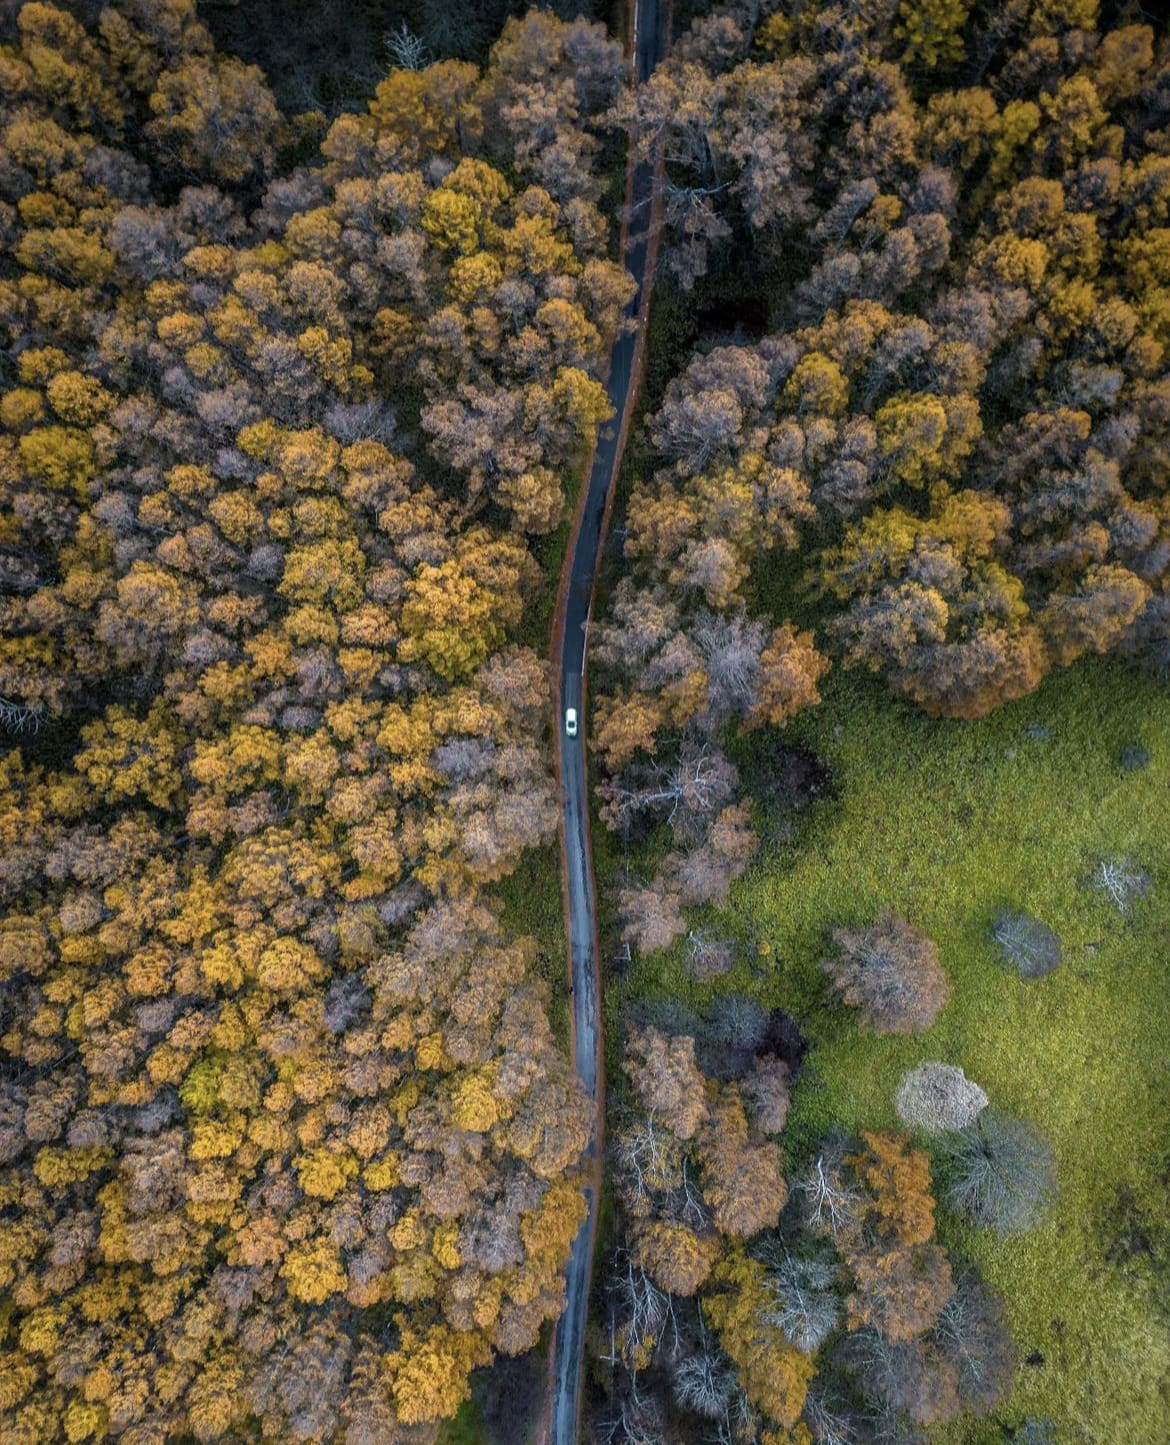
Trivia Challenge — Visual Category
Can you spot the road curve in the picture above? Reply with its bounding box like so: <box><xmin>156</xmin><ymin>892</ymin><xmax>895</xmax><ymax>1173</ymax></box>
<box><xmin>547</xmin><ymin>1</ymin><xmax>667</xmax><ymax>1441</ymax></box>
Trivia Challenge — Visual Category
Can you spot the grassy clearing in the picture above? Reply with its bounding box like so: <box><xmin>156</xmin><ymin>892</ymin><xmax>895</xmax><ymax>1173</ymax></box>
<box><xmin>437</xmin><ymin>1397</ymin><xmax>488</xmax><ymax>1445</ymax></box>
<box><xmin>612</xmin><ymin>659</ymin><xmax>1170</xmax><ymax>1442</ymax></box>
<box><xmin>497</xmin><ymin>840</ymin><xmax>570</xmax><ymax>1048</ymax></box>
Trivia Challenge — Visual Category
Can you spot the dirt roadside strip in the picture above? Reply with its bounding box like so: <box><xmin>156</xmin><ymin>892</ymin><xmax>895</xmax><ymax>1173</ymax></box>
<box><xmin>538</xmin><ymin>0</ymin><xmax>669</xmax><ymax>1441</ymax></box>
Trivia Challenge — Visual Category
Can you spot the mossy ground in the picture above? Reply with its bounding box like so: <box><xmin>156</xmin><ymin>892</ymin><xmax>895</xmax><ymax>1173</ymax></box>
<box><xmin>436</xmin><ymin>1398</ymin><xmax>488</xmax><ymax>1445</ymax></box>
<box><xmin>610</xmin><ymin>658</ymin><xmax>1170</xmax><ymax>1442</ymax></box>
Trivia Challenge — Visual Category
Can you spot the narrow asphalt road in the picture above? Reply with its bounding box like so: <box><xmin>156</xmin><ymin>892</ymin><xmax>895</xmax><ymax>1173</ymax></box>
<box><xmin>548</xmin><ymin>1</ymin><xmax>667</xmax><ymax>1441</ymax></box>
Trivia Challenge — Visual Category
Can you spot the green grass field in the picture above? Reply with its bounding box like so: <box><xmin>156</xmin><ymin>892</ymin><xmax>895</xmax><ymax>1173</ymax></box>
<box><xmin>613</xmin><ymin>659</ymin><xmax>1170</xmax><ymax>1442</ymax></box>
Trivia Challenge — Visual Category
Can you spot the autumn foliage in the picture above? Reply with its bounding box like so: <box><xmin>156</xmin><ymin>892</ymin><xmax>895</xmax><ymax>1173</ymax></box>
<box><xmin>0</xmin><ymin>2</ymin><xmax>633</xmax><ymax>1438</ymax></box>
<box><xmin>600</xmin><ymin>0</ymin><xmax>1170</xmax><ymax>734</ymax></box>
<box><xmin>606</xmin><ymin>1008</ymin><xmax>1006</xmax><ymax>1443</ymax></box>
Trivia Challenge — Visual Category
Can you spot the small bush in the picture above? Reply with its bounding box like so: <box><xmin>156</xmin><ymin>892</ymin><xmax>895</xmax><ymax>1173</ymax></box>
<box><xmin>626</xmin><ymin>996</ymin><xmax>703</xmax><ymax>1041</ymax></box>
<box><xmin>1090</xmin><ymin>857</ymin><xmax>1152</xmax><ymax>914</ymax></box>
<box><xmin>698</xmin><ymin>993</ymin><xmax>769</xmax><ymax>1079</ymax></box>
<box><xmin>751</xmin><ymin>742</ymin><xmax>835</xmax><ymax>815</ymax></box>
<box><xmin>763</xmin><ymin>1007</ymin><xmax>808</xmax><ymax>1076</ymax></box>
<box><xmin>990</xmin><ymin>909</ymin><xmax>1062</xmax><ymax>980</ymax></box>
<box><xmin>895</xmin><ymin>1062</ymin><xmax>988</xmax><ymax>1134</ymax></box>
<box><xmin>940</xmin><ymin>1111</ymin><xmax>1057</xmax><ymax>1235</ymax></box>
<box><xmin>1012</xmin><ymin>1421</ymin><xmax>1057</xmax><ymax>1445</ymax></box>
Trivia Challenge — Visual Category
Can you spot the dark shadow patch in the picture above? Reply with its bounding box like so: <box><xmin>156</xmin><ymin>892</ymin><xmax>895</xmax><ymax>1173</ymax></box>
<box><xmin>751</xmin><ymin>743</ymin><xmax>836</xmax><ymax>817</ymax></box>
<box><xmin>694</xmin><ymin>292</ymin><xmax>770</xmax><ymax>344</ymax></box>
<box><xmin>762</xmin><ymin>1007</ymin><xmax>808</xmax><ymax>1078</ymax></box>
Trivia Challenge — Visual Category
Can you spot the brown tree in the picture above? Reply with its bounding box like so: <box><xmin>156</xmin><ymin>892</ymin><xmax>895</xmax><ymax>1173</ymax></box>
<box><xmin>821</xmin><ymin>912</ymin><xmax>950</xmax><ymax>1034</ymax></box>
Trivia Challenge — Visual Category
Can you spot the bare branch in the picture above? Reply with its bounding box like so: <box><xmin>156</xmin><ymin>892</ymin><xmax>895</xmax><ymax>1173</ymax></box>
<box><xmin>0</xmin><ymin>696</ymin><xmax>44</xmax><ymax>735</ymax></box>
<box><xmin>383</xmin><ymin>21</ymin><xmax>429</xmax><ymax>71</ymax></box>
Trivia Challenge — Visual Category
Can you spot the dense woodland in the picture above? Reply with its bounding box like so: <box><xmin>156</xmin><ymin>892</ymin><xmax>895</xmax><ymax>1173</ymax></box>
<box><xmin>0</xmin><ymin>2</ymin><xmax>632</xmax><ymax>1439</ymax></box>
<box><xmin>0</xmin><ymin>0</ymin><xmax>1167</xmax><ymax>1442</ymax></box>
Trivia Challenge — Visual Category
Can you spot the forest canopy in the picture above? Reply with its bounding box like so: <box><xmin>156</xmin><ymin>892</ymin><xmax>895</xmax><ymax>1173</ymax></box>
<box><xmin>0</xmin><ymin>2</ymin><xmax>630</xmax><ymax>1440</ymax></box>
<box><xmin>606</xmin><ymin>0</ymin><xmax>1170</xmax><ymax>727</ymax></box>
<box><xmin>2</xmin><ymin>0</ymin><xmax>1169</xmax><ymax>1442</ymax></box>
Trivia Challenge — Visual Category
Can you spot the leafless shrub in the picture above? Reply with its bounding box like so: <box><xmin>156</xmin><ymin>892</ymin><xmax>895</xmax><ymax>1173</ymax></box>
<box><xmin>383</xmin><ymin>21</ymin><xmax>428</xmax><ymax>70</ymax></box>
<box><xmin>990</xmin><ymin>910</ymin><xmax>1062</xmax><ymax>979</ymax></box>
<box><xmin>894</xmin><ymin>1062</ymin><xmax>987</xmax><ymax>1134</ymax></box>
<box><xmin>684</xmin><ymin>929</ymin><xmax>737</xmax><ymax>982</ymax></box>
<box><xmin>1090</xmin><ymin>857</ymin><xmax>1152</xmax><ymax>913</ymax></box>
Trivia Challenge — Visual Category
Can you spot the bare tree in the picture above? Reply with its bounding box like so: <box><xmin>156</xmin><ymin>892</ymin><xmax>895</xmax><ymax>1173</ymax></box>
<box><xmin>662</xmin><ymin>382</ymin><xmax>745</xmax><ymax>468</ymax></box>
<box><xmin>653</xmin><ymin>347</ymin><xmax>772</xmax><ymax>455</ymax></box>
<box><xmin>804</xmin><ymin>1389</ymin><xmax>862</xmax><ymax>1445</ymax></box>
<box><xmin>940</xmin><ymin>1111</ymin><xmax>1057</xmax><ymax>1234</ymax></box>
<box><xmin>623</xmin><ymin>1026</ymin><xmax>708</xmax><ymax>1140</ymax></box>
<box><xmin>671</xmin><ymin>802</ymin><xmax>758</xmax><ymax>907</ymax></box>
<box><xmin>375</xmin><ymin>20</ymin><xmax>421</xmax><ymax>67</ymax></box>
<box><xmin>820</xmin><ymin>913</ymin><xmax>950</xmax><ymax>1034</ymax></box>
<box><xmin>601</xmin><ymin>745</ymin><xmax>738</xmax><ymax>840</ymax></box>
<box><xmin>692</xmin><ymin>609</ymin><xmax>766</xmax><ymax>724</ymax></box>
<box><xmin>759</xmin><ymin>1247</ymin><xmax>841</xmax><ymax>1353</ymax></box>
<box><xmin>990</xmin><ymin>909</ymin><xmax>1062</xmax><ymax>979</ymax></box>
<box><xmin>1090</xmin><ymin>856</ymin><xmax>1152</xmax><ymax>913</ymax></box>
<box><xmin>837</xmin><ymin>1329</ymin><xmax>958</xmax><ymax>1429</ymax></box>
<box><xmin>930</xmin><ymin>1271</ymin><xmax>1014</xmax><ymax>1415</ymax></box>
<box><xmin>619</xmin><ymin>881</ymin><xmax>687</xmax><ymax>956</ymax></box>
<box><xmin>608</xmin><ymin>1249</ymin><xmax>681</xmax><ymax>1369</ymax></box>
<box><xmin>0</xmin><ymin>696</ymin><xmax>44</xmax><ymax>734</ymax></box>
<box><xmin>672</xmin><ymin>1338</ymin><xmax>734</xmax><ymax>1419</ymax></box>
<box><xmin>793</xmin><ymin>1141</ymin><xmax>863</xmax><ymax>1240</ymax></box>
<box><xmin>599</xmin><ymin>1377</ymin><xmax>667</xmax><ymax>1445</ymax></box>
<box><xmin>591</xmin><ymin>579</ymin><xmax>681</xmax><ymax>672</ymax></box>
<box><xmin>863</xmin><ymin>1404</ymin><xmax>932</xmax><ymax>1445</ymax></box>
<box><xmin>675</xmin><ymin>1154</ymin><xmax>710</xmax><ymax>1228</ymax></box>
<box><xmin>742</xmin><ymin>1054</ymin><xmax>790</xmax><ymax>1135</ymax></box>
<box><xmin>612</xmin><ymin>1116</ymin><xmax>680</xmax><ymax>1210</ymax></box>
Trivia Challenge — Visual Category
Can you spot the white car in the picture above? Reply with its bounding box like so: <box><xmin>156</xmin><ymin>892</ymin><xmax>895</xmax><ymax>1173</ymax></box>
<box><xmin>564</xmin><ymin>707</ymin><xmax>578</xmax><ymax>737</ymax></box>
